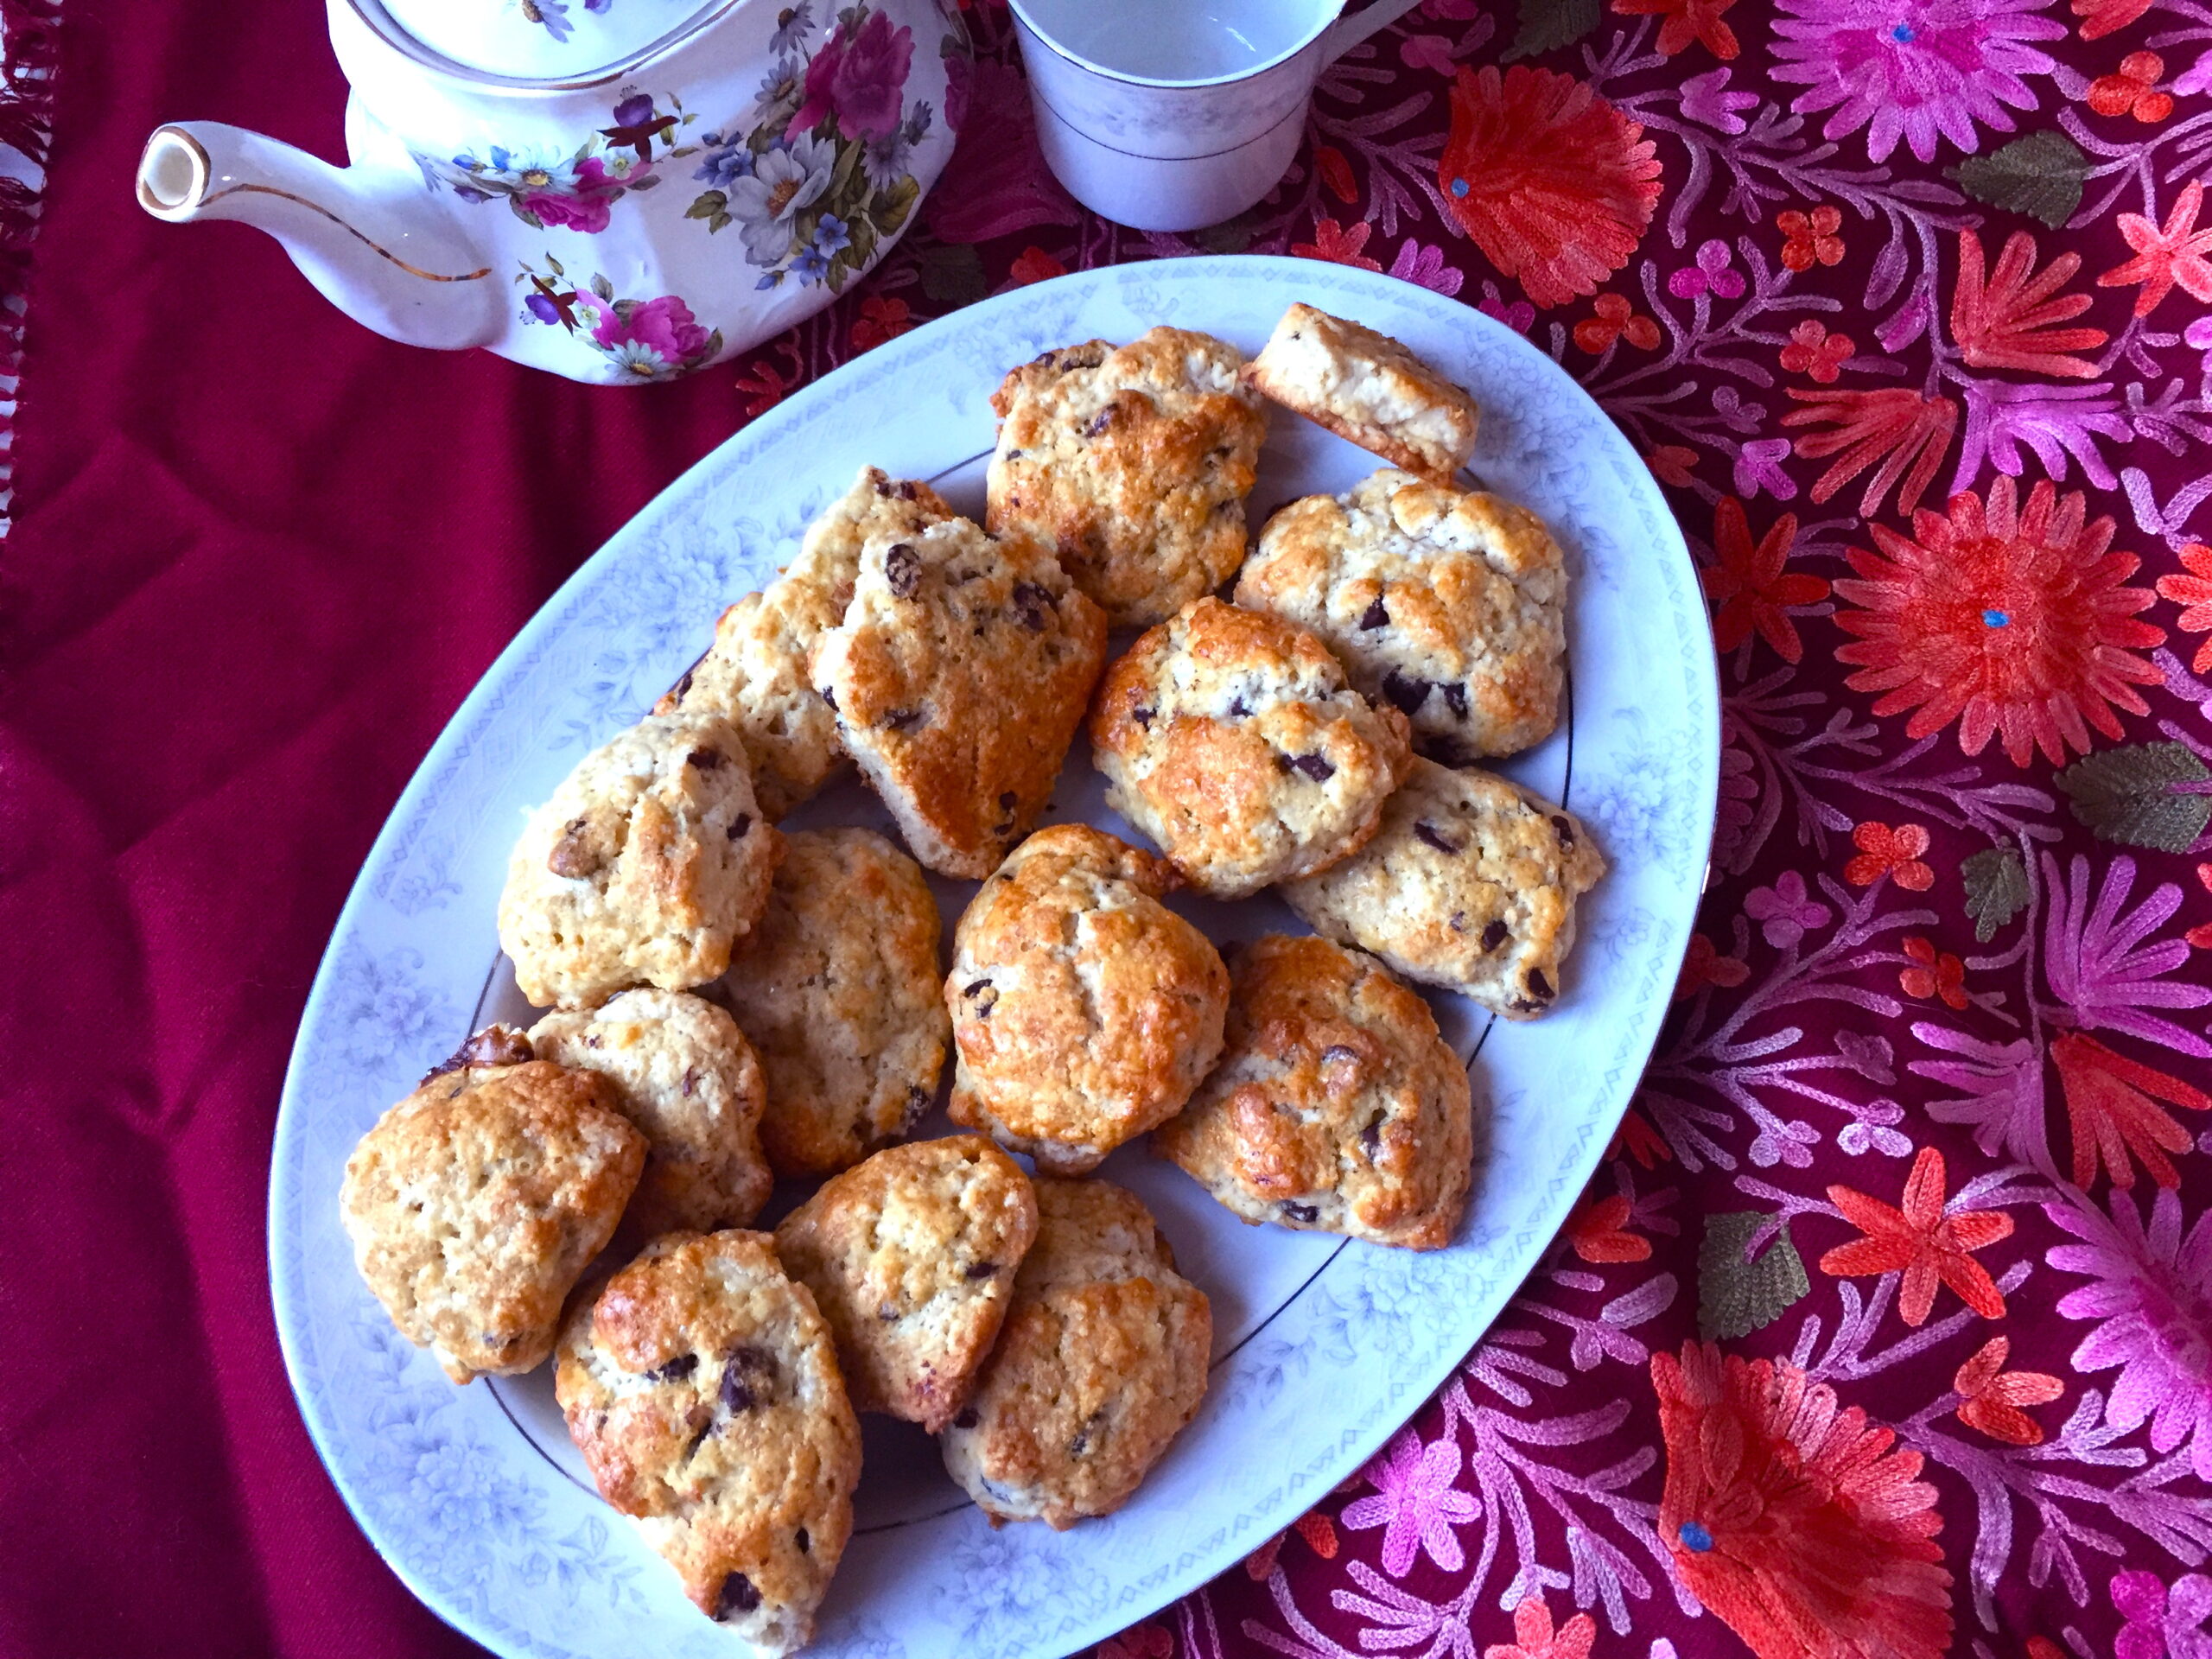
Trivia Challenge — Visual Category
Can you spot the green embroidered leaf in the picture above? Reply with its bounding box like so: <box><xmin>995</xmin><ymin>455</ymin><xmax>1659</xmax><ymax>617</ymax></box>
<box><xmin>1500</xmin><ymin>0</ymin><xmax>1599</xmax><ymax>61</ymax></box>
<box><xmin>916</xmin><ymin>243</ymin><xmax>988</xmax><ymax>308</ymax></box>
<box><xmin>2057</xmin><ymin>742</ymin><xmax>2212</xmax><ymax>851</ymax></box>
<box><xmin>1193</xmin><ymin>210</ymin><xmax>1264</xmax><ymax>255</ymax></box>
<box><xmin>1698</xmin><ymin>1212</ymin><xmax>1808</xmax><ymax>1341</ymax></box>
<box><xmin>1961</xmin><ymin>846</ymin><xmax>2030</xmax><ymax>943</ymax></box>
<box><xmin>1946</xmin><ymin>131</ymin><xmax>2090</xmax><ymax>229</ymax></box>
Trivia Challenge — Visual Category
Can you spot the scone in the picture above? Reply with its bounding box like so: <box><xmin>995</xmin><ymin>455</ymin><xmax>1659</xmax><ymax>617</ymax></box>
<box><xmin>1281</xmin><ymin>759</ymin><xmax>1605</xmax><ymax>1019</ymax></box>
<box><xmin>556</xmin><ymin>1230</ymin><xmax>860</xmax><ymax>1656</ymax></box>
<box><xmin>658</xmin><ymin>467</ymin><xmax>956</xmax><ymax>820</ymax></box>
<box><xmin>713</xmin><ymin>828</ymin><xmax>950</xmax><ymax>1178</ymax></box>
<box><xmin>1243</xmin><ymin>302</ymin><xmax>1479</xmax><ymax>485</ymax></box>
<box><xmin>340</xmin><ymin>1054</ymin><xmax>645</xmax><ymax>1382</ymax></box>
<box><xmin>939</xmin><ymin>1178</ymin><xmax>1211</xmax><ymax>1529</ymax></box>
<box><xmin>527</xmin><ymin>989</ymin><xmax>773</xmax><ymax>1240</ymax></box>
<box><xmin>986</xmin><ymin>328</ymin><xmax>1268</xmax><ymax>629</ymax></box>
<box><xmin>945</xmin><ymin>824</ymin><xmax>1230</xmax><ymax>1173</ymax></box>
<box><xmin>497</xmin><ymin>710</ymin><xmax>781</xmax><ymax>1007</ymax></box>
<box><xmin>1236</xmin><ymin>469</ymin><xmax>1566</xmax><ymax>763</ymax></box>
<box><xmin>1087</xmin><ymin>596</ymin><xmax>1413</xmax><ymax>899</ymax></box>
<box><xmin>774</xmin><ymin>1135</ymin><xmax>1039</xmax><ymax>1432</ymax></box>
<box><xmin>1154</xmin><ymin>934</ymin><xmax>1471</xmax><ymax>1250</ymax></box>
<box><xmin>813</xmin><ymin>512</ymin><xmax>1108</xmax><ymax>877</ymax></box>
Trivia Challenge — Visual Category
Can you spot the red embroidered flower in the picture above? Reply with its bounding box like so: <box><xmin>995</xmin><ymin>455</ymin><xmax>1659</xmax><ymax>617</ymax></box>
<box><xmin>2085</xmin><ymin>51</ymin><xmax>2174</xmax><ymax>121</ymax></box>
<box><xmin>1777</xmin><ymin>205</ymin><xmax>1845</xmax><ymax>271</ymax></box>
<box><xmin>1573</xmin><ymin>291</ymin><xmax>1661</xmax><ymax>352</ymax></box>
<box><xmin>1096</xmin><ymin>1623</ymin><xmax>1172</xmax><ymax>1659</ymax></box>
<box><xmin>2052</xmin><ymin>1031</ymin><xmax>2212</xmax><ymax>1191</ymax></box>
<box><xmin>1646</xmin><ymin>444</ymin><xmax>1699</xmax><ymax>486</ymax></box>
<box><xmin>1900</xmin><ymin>937</ymin><xmax>1968</xmax><ymax>1008</ymax></box>
<box><xmin>1675</xmin><ymin>931</ymin><xmax>1751</xmax><ymax>998</ymax></box>
<box><xmin>2190</xmin><ymin>863</ymin><xmax>2212</xmax><ymax>950</ymax></box>
<box><xmin>2157</xmin><ymin>542</ymin><xmax>2212</xmax><ymax>673</ymax></box>
<box><xmin>1242</xmin><ymin>1510</ymin><xmax>1338</xmax><ymax>1579</ymax></box>
<box><xmin>1832</xmin><ymin>477</ymin><xmax>2165</xmax><ymax>766</ymax></box>
<box><xmin>1315</xmin><ymin>144</ymin><xmax>1358</xmax><ymax>204</ymax></box>
<box><xmin>2074</xmin><ymin>0</ymin><xmax>2155</xmax><ymax>38</ymax></box>
<box><xmin>1702</xmin><ymin>497</ymin><xmax>1828</xmax><ymax>663</ymax></box>
<box><xmin>1650</xmin><ymin>1342</ymin><xmax>1953</xmax><ymax>1659</ymax></box>
<box><xmin>1008</xmin><ymin>245</ymin><xmax>1066</xmax><ymax>285</ymax></box>
<box><xmin>1779</xmin><ymin>319</ymin><xmax>1854</xmax><ymax>383</ymax></box>
<box><xmin>1820</xmin><ymin>1146</ymin><xmax>2013</xmax><ymax>1324</ymax></box>
<box><xmin>849</xmin><ymin>295</ymin><xmax>912</xmax><ymax>352</ymax></box>
<box><xmin>1565</xmin><ymin>1192</ymin><xmax>1653</xmax><ymax>1262</ymax></box>
<box><xmin>1781</xmin><ymin>387</ymin><xmax>1958</xmax><ymax>518</ymax></box>
<box><xmin>1952</xmin><ymin>1335</ymin><xmax>2065</xmax><ymax>1446</ymax></box>
<box><xmin>1436</xmin><ymin>65</ymin><xmax>1663</xmax><ymax>308</ymax></box>
<box><xmin>1608</xmin><ymin>1107</ymin><xmax>1672</xmax><ymax>1166</ymax></box>
<box><xmin>1294</xmin><ymin>216</ymin><xmax>1384</xmax><ymax>270</ymax></box>
<box><xmin>2098</xmin><ymin>179</ymin><xmax>2212</xmax><ymax>317</ymax></box>
<box><xmin>1611</xmin><ymin>0</ymin><xmax>1739</xmax><ymax>58</ymax></box>
<box><xmin>1484</xmin><ymin>1594</ymin><xmax>1595</xmax><ymax>1659</ymax></box>
<box><xmin>1845</xmin><ymin>821</ymin><xmax>1936</xmax><ymax>890</ymax></box>
<box><xmin>1951</xmin><ymin>228</ymin><xmax>2107</xmax><ymax>379</ymax></box>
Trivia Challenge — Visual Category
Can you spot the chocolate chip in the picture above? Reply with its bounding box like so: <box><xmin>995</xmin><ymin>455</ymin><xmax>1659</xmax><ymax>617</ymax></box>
<box><xmin>1068</xmin><ymin>1427</ymin><xmax>1090</xmax><ymax>1455</ymax></box>
<box><xmin>728</xmin><ymin>813</ymin><xmax>752</xmax><ymax>841</ymax></box>
<box><xmin>796</xmin><ymin>1528</ymin><xmax>810</xmax><ymax>1554</ymax></box>
<box><xmin>1358</xmin><ymin>597</ymin><xmax>1389</xmax><ymax>631</ymax></box>
<box><xmin>547</xmin><ymin>817</ymin><xmax>600</xmax><ymax>878</ymax></box>
<box><xmin>687</xmin><ymin>747</ymin><xmax>724</xmax><ymax>771</ymax></box>
<box><xmin>647</xmin><ymin>1353</ymin><xmax>698</xmax><ymax>1382</ymax></box>
<box><xmin>895</xmin><ymin>480</ymin><xmax>918</xmax><ymax>499</ymax></box>
<box><xmin>964</xmin><ymin>979</ymin><xmax>998</xmax><ymax>1018</ymax></box>
<box><xmin>818</xmin><ymin>686</ymin><xmax>837</xmax><ymax>712</ymax></box>
<box><xmin>671</xmin><ymin>669</ymin><xmax>694</xmax><ymax>704</ymax></box>
<box><xmin>584</xmin><ymin>1034</ymin><xmax>602</xmax><ymax>1049</ymax></box>
<box><xmin>1011</xmin><ymin>582</ymin><xmax>1052</xmax><ymax>631</ymax></box>
<box><xmin>884</xmin><ymin>542</ymin><xmax>920</xmax><ymax>598</ymax></box>
<box><xmin>1320</xmin><ymin>1045</ymin><xmax>1358</xmax><ymax>1066</ymax></box>
<box><xmin>1085</xmin><ymin>407</ymin><xmax>1115</xmax><ymax>437</ymax></box>
<box><xmin>1000</xmin><ymin>791</ymin><xmax>1019</xmax><ymax>810</ymax></box>
<box><xmin>1482</xmin><ymin>921</ymin><xmax>1510</xmax><ymax>951</ymax></box>
<box><xmin>1450</xmin><ymin>912</ymin><xmax>1466</xmax><ymax>931</ymax></box>
<box><xmin>720</xmin><ymin>1370</ymin><xmax>755</xmax><ymax>1414</ymax></box>
<box><xmin>1414</xmin><ymin>820</ymin><xmax>1462</xmax><ymax>855</ymax></box>
<box><xmin>884</xmin><ymin>708</ymin><xmax>925</xmax><ymax>731</ymax></box>
<box><xmin>1290</xmin><ymin>753</ymin><xmax>1335</xmax><ymax>782</ymax></box>
<box><xmin>877</xmin><ymin>1301</ymin><xmax>900</xmax><ymax>1322</ymax></box>
<box><xmin>903</xmin><ymin>1083</ymin><xmax>931</xmax><ymax>1127</ymax></box>
<box><xmin>1529</xmin><ymin>969</ymin><xmax>1554</xmax><ymax>1001</ymax></box>
<box><xmin>1359</xmin><ymin>1117</ymin><xmax>1382</xmax><ymax>1159</ymax></box>
<box><xmin>717</xmin><ymin>1573</ymin><xmax>761</xmax><ymax>1617</ymax></box>
<box><xmin>1442</xmin><ymin>683</ymin><xmax>1470</xmax><ymax>720</ymax></box>
<box><xmin>965</xmin><ymin>1261</ymin><xmax>999</xmax><ymax>1280</ymax></box>
<box><xmin>1381</xmin><ymin>671</ymin><xmax>1432</xmax><ymax>714</ymax></box>
<box><xmin>1552</xmin><ymin>815</ymin><xmax>1576</xmax><ymax>849</ymax></box>
<box><xmin>1280</xmin><ymin>1201</ymin><xmax>1319</xmax><ymax>1224</ymax></box>
<box><xmin>1004</xmin><ymin>448</ymin><xmax>1023</xmax><ymax>461</ymax></box>
<box><xmin>721</xmin><ymin>1345</ymin><xmax>774</xmax><ymax>1413</ymax></box>
<box><xmin>954</xmin><ymin>1407</ymin><xmax>979</xmax><ymax>1428</ymax></box>
<box><xmin>1228</xmin><ymin>696</ymin><xmax>1252</xmax><ymax>718</ymax></box>
<box><xmin>1131</xmin><ymin>704</ymin><xmax>1155</xmax><ymax>728</ymax></box>
<box><xmin>423</xmin><ymin>1024</ymin><xmax>534</xmax><ymax>1082</ymax></box>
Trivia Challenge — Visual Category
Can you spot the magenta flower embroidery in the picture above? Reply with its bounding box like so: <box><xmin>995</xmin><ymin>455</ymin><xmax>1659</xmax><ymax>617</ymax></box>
<box><xmin>1475</xmin><ymin>281</ymin><xmax>1535</xmax><ymax>334</ymax></box>
<box><xmin>1389</xmin><ymin>239</ymin><xmax>1466</xmax><ymax>297</ymax></box>
<box><xmin>2114</xmin><ymin>1569</ymin><xmax>2212</xmax><ymax>1659</ymax></box>
<box><xmin>1732</xmin><ymin>437</ymin><xmax>1797</xmax><ymax>501</ymax></box>
<box><xmin>1744</xmin><ymin>869</ymin><xmax>1832</xmax><ymax>948</ymax></box>
<box><xmin>1913</xmin><ymin>1022</ymin><xmax>2049</xmax><ymax>1168</ymax></box>
<box><xmin>1341</xmin><ymin>1426</ymin><xmax>1481</xmax><ymax>1575</ymax></box>
<box><xmin>791</xmin><ymin>9</ymin><xmax>915</xmax><ymax>143</ymax></box>
<box><xmin>2042</xmin><ymin>853</ymin><xmax>2212</xmax><ymax>1055</ymax></box>
<box><xmin>2048</xmin><ymin>1187</ymin><xmax>2212</xmax><ymax>1479</ymax></box>
<box><xmin>1669</xmin><ymin>238</ymin><xmax>1746</xmax><ymax>300</ymax></box>
<box><xmin>1770</xmin><ymin>0</ymin><xmax>2065</xmax><ymax>165</ymax></box>
<box><xmin>1679</xmin><ymin>67</ymin><xmax>1759</xmax><ymax>134</ymax></box>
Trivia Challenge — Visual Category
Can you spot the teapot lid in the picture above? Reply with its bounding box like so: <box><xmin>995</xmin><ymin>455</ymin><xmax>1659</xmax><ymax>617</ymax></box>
<box><xmin>372</xmin><ymin>0</ymin><xmax>733</xmax><ymax>80</ymax></box>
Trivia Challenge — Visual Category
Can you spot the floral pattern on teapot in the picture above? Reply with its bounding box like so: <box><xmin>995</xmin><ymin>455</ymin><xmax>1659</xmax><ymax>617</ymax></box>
<box><xmin>515</xmin><ymin>252</ymin><xmax>724</xmax><ymax>379</ymax></box>
<box><xmin>415</xmin><ymin>92</ymin><xmax>697</xmax><ymax>236</ymax></box>
<box><xmin>684</xmin><ymin>2</ymin><xmax>931</xmax><ymax>294</ymax></box>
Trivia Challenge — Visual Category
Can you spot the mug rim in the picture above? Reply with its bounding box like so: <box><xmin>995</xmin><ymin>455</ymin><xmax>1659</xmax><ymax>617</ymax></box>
<box><xmin>1007</xmin><ymin>0</ymin><xmax>1339</xmax><ymax>90</ymax></box>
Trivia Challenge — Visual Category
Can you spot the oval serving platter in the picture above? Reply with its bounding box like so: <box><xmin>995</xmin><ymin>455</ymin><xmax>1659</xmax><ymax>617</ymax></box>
<box><xmin>270</xmin><ymin>255</ymin><xmax>1719</xmax><ymax>1659</ymax></box>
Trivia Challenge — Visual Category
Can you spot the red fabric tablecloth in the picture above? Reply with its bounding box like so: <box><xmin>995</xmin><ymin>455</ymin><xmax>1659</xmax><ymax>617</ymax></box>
<box><xmin>7</xmin><ymin>1</ymin><xmax>2212</xmax><ymax>1656</ymax></box>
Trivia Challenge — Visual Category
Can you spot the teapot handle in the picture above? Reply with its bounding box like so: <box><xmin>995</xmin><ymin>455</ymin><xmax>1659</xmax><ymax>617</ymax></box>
<box><xmin>1321</xmin><ymin>0</ymin><xmax>1428</xmax><ymax>64</ymax></box>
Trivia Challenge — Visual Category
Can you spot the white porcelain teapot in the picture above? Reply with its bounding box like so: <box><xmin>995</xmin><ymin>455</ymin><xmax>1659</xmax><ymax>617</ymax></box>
<box><xmin>137</xmin><ymin>0</ymin><xmax>963</xmax><ymax>383</ymax></box>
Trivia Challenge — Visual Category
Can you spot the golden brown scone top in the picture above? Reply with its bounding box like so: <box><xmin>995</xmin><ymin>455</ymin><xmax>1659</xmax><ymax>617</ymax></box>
<box><xmin>1243</xmin><ymin>302</ymin><xmax>1478</xmax><ymax>485</ymax></box>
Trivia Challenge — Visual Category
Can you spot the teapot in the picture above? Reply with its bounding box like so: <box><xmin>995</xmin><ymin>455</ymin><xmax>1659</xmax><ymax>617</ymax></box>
<box><xmin>136</xmin><ymin>0</ymin><xmax>963</xmax><ymax>384</ymax></box>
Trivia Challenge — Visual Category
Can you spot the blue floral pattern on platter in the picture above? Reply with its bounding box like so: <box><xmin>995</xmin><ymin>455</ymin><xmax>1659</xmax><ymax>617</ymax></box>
<box><xmin>270</xmin><ymin>257</ymin><xmax>1719</xmax><ymax>1659</ymax></box>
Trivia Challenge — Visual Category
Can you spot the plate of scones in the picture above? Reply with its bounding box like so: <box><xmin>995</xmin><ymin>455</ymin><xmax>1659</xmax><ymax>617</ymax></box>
<box><xmin>276</xmin><ymin>256</ymin><xmax>1719</xmax><ymax>1659</ymax></box>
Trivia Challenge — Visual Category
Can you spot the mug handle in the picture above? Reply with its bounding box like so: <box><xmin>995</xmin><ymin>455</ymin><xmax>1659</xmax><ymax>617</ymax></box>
<box><xmin>1320</xmin><ymin>0</ymin><xmax>1430</xmax><ymax>62</ymax></box>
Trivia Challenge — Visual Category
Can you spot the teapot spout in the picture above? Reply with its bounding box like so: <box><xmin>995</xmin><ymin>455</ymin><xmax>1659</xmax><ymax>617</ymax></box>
<box><xmin>137</xmin><ymin>122</ymin><xmax>505</xmax><ymax>353</ymax></box>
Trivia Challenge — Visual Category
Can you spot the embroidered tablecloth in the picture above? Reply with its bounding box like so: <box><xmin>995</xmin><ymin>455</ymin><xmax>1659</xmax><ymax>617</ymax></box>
<box><xmin>5</xmin><ymin>0</ymin><xmax>2211</xmax><ymax>1656</ymax></box>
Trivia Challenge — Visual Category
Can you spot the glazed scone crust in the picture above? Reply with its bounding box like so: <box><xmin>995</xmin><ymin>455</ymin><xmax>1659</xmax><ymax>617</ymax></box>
<box><xmin>1237</xmin><ymin>469</ymin><xmax>1566</xmax><ymax>764</ymax></box>
<box><xmin>1243</xmin><ymin>303</ymin><xmax>1479</xmax><ymax>485</ymax></box>
<box><xmin>555</xmin><ymin>1230</ymin><xmax>861</xmax><ymax>1656</ymax></box>
<box><xmin>340</xmin><ymin>1059</ymin><xmax>645</xmax><ymax>1382</ymax></box>
<box><xmin>713</xmin><ymin>828</ymin><xmax>950</xmax><ymax>1178</ymax></box>
<box><xmin>945</xmin><ymin>824</ymin><xmax>1230</xmax><ymax>1173</ymax></box>
<box><xmin>939</xmin><ymin>1179</ymin><xmax>1211</xmax><ymax>1529</ymax></box>
<box><xmin>497</xmin><ymin>710</ymin><xmax>782</xmax><ymax>1008</ymax></box>
<box><xmin>1155</xmin><ymin>935</ymin><xmax>1472</xmax><ymax>1250</ymax></box>
<box><xmin>774</xmin><ymin>1135</ymin><xmax>1039</xmax><ymax>1432</ymax></box>
<box><xmin>986</xmin><ymin>328</ymin><xmax>1269</xmax><ymax>629</ymax></box>
<box><xmin>1087</xmin><ymin>597</ymin><xmax>1414</xmax><ymax>899</ymax></box>
<box><xmin>527</xmin><ymin>989</ymin><xmax>773</xmax><ymax>1240</ymax></box>
<box><xmin>1280</xmin><ymin>759</ymin><xmax>1605</xmax><ymax>1020</ymax></box>
<box><xmin>658</xmin><ymin>467</ymin><xmax>956</xmax><ymax>820</ymax></box>
<box><xmin>814</xmin><ymin>515</ymin><xmax>1109</xmax><ymax>878</ymax></box>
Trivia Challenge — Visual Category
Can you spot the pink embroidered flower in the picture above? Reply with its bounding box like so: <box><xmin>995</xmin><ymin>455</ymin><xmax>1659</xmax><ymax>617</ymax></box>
<box><xmin>1745</xmin><ymin>870</ymin><xmax>1833</xmax><ymax>947</ymax></box>
<box><xmin>791</xmin><ymin>9</ymin><xmax>916</xmax><ymax>142</ymax></box>
<box><xmin>1680</xmin><ymin>66</ymin><xmax>1759</xmax><ymax>132</ymax></box>
<box><xmin>1770</xmin><ymin>0</ymin><xmax>2066</xmax><ymax>165</ymax></box>
<box><xmin>2113</xmin><ymin>1569</ymin><xmax>2212</xmax><ymax>1659</ymax></box>
<box><xmin>1340</xmin><ymin>1426</ymin><xmax>1481</xmax><ymax>1575</ymax></box>
<box><xmin>2048</xmin><ymin>1187</ymin><xmax>2212</xmax><ymax>1479</ymax></box>
<box><xmin>2042</xmin><ymin>852</ymin><xmax>2212</xmax><ymax>1056</ymax></box>
<box><xmin>1669</xmin><ymin>237</ymin><xmax>1746</xmax><ymax>299</ymax></box>
<box><xmin>1475</xmin><ymin>281</ymin><xmax>1536</xmax><ymax>334</ymax></box>
<box><xmin>1732</xmin><ymin>437</ymin><xmax>1798</xmax><ymax>501</ymax></box>
<box><xmin>1389</xmin><ymin>238</ymin><xmax>1466</xmax><ymax>296</ymax></box>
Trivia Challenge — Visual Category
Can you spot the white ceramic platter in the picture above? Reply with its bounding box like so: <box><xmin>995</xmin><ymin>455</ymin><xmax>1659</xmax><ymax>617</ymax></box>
<box><xmin>270</xmin><ymin>255</ymin><xmax>1719</xmax><ymax>1659</ymax></box>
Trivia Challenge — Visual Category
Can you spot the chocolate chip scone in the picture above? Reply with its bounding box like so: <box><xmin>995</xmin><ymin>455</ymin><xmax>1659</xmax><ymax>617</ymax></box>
<box><xmin>985</xmin><ymin>328</ymin><xmax>1268</xmax><ymax>630</ymax></box>
<box><xmin>1280</xmin><ymin>758</ymin><xmax>1605</xmax><ymax>1020</ymax></box>
<box><xmin>658</xmin><ymin>467</ymin><xmax>957</xmax><ymax>820</ymax></box>
<box><xmin>526</xmin><ymin>989</ymin><xmax>772</xmax><ymax>1241</ymax></box>
<box><xmin>1088</xmin><ymin>596</ymin><xmax>1413</xmax><ymax>899</ymax></box>
<box><xmin>813</xmin><ymin>514</ymin><xmax>1108</xmax><ymax>877</ymax></box>
<box><xmin>340</xmin><ymin>1050</ymin><xmax>645</xmax><ymax>1382</ymax></box>
<box><xmin>497</xmin><ymin>711</ymin><xmax>781</xmax><ymax>1008</ymax></box>
<box><xmin>774</xmin><ymin>1135</ymin><xmax>1039</xmax><ymax>1433</ymax></box>
<box><xmin>939</xmin><ymin>1178</ymin><xmax>1211</xmax><ymax>1529</ymax></box>
<box><xmin>1236</xmin><ymin>469</ymin><xmax>1566</xmax><ymax>764</ymax></box>
<box><xmin>1243</xmin><ymin>303</ymin><xmax>1479</xmax><ymax>485</ymax></box>
<box><xmin>945</xmin><ymin>824</ymin><xmax>1230</xmax><ymax>1173</ymax></box>
<box><xmin>713</xmin><ymin>828</ymin><xmax>950</xmax><ymax>1178</ymax></box>
<box><xmin>1154</xmin><ymin>934</ymin><xmax>1472</xmax><ymax>1250</ymax></box>
<box><xmin>556</xmin><ymin>1230</ymin><xmax>859</xmax><ymax>1656</ymax></box>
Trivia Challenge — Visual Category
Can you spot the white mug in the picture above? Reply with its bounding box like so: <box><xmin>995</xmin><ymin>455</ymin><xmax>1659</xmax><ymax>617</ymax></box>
<box><xmin>1010</xmin><ymin>0</ymin><xmax>1427</xmax><ymax>232</ymax></box>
